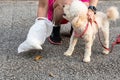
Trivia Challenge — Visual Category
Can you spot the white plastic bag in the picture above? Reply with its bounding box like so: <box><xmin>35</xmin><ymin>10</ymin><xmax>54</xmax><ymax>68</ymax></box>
<box><xmin>18</xmin><ymin>17</ymin><xmax>53</xmax><ymax>53</ymax></box>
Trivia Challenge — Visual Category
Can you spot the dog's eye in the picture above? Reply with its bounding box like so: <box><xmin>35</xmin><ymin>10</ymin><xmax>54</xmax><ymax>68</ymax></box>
<box><xmin>63</xmin><ymin>5</ymin><xmax>65</xmax><ymax>8</ymax></box>
<box><xmin>63</xmin><ymin>13</ymin><xmax>66</xmax><ymax>16</ymax></box>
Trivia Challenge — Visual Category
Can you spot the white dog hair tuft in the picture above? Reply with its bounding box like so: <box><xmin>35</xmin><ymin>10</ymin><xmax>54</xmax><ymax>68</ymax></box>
<box><xmin>106</xmin><ymin>6</ymin><xmax>119</xmax><ymax>21</ymax></box>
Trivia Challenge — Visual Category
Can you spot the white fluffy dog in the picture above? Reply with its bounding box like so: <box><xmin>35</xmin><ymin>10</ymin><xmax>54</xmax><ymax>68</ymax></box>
<box><xmin>18</xmin><ymin>17</ymin><xmax>53</xmax><ymax>53</ymax></box>
<box><xmin>63</xmin><ymin>0</ymin><xmax>119</xmax><ymax>62</ymax></box>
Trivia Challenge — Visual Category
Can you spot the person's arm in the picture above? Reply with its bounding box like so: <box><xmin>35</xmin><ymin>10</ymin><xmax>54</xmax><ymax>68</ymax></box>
<box><xmin>87</xmin><ymin>0</ymin><xmax>98</xmax><ymax>21</ymax></box>
<box><xmin>89</xmin><ymin>0</ymin><xmax>98</xmax><ymax>14</ymax></box>
<box><xmin>37</xmin><ymin>0</ymin><xmax>48</xmax><ymax>17</ymax></box>
<box><xmin>89</xmin><ymin>0</ymin><xmax>98</xmax><ymax>7</ymax></box>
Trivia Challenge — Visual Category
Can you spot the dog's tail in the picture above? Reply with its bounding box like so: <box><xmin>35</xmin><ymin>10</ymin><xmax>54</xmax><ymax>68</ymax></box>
<box><xmin>106</xmin><ymin>6</ymin><xmax>119</xmax><ymax>21</ymax></box>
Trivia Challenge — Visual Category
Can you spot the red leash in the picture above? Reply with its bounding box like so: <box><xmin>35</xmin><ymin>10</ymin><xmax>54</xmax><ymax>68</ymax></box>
<box><xmin>74</xmin><ymin>19</ymin><xmax>120</xmax><ymax>53</ymax></box>
<box><xmin>110</xmin><ymin>34</ymin><xmax>120</xmax><ymax>53</ymax></box>
<box><xmin>74</xmin><ymin>22</ymin><xmax>89</xmax><ymax>38</ymax></box>
<box><xmin>94</xmin><ymin>21</ymin><xmax>120</xmax><ymax>53</ymax></box>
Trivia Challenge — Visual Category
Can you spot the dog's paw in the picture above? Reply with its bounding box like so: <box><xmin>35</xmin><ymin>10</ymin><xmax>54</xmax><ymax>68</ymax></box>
<box><xmin>64</xmin><ymin>50</ymin><xmax>72</xmax><ymax>56</ymax></box>
<box><xmin>102</xmin><ymin>50</ymin><xmax>109</xmax><ymax>55</ymax></box>
<box><xmin>83</xmin><ymin>57</ymin><xmax>90</xmax><ymax>63</ymax></box>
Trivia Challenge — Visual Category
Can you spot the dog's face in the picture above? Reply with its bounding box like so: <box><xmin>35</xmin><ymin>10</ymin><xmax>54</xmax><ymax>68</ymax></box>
<box><xmin>63</xmin><ymin>0</ymin><xmax>88</xmax><ymax>28</ymax></box>
<box><xmin>63</xmin><ymin>0</ymin><xmax>88</xmax><ymax>22</ymax></box>
<box><xmin>63</xmin><ymin>5</ymin><xmax>72</xmax><ymax>21</ymax></box>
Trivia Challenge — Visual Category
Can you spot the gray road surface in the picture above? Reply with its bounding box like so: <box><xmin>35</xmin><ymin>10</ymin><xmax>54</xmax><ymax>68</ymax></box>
<box><xmin>0</xmin><ymin>1</ymin><xmax>120</xmax><ymax>80</ymax></box>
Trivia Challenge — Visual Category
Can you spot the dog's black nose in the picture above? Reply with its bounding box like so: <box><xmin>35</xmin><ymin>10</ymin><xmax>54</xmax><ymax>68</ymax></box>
<box><xmin>63</xmin><ymin>5</ymin><xmax>65</xmax><ymax>7</ymax></box>
<box><xmin>63</xmin><ymin>13</ymin><xmax>66</xmax><ymax>16</ymax></box>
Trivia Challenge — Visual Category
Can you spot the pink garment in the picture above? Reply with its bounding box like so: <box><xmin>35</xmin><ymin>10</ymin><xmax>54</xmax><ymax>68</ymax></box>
<box><xmin>48</xmin><ymin>0</ymin><xmax>55</xmax><ymax>21</ymax></box>
<box><xmin>81</xmin><ymin>0</ymin><xmax>89</xmax><ymax>2</ymax></box>
<box><xmin>48</xmin><ymin>0</ymin><xmax>89</xmax><ymax>22</ymax></box>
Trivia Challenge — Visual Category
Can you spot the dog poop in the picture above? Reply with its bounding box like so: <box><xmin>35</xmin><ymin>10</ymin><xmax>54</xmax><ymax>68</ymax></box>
<box><xmin>34</xmin><ymin>55</ymin><xmax>42</xmax><ymax>61</ymax></box>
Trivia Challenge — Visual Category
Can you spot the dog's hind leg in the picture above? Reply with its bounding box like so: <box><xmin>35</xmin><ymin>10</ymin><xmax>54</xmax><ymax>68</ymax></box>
<box><xmin>101</xmin><ymin>24</ymin><xmax>109</xmax><ymax>54</ymax></box>
<box><xmin>64</xmin><ymin>34</ymin><xmax>78</xmax><ymax>56</ymax></box>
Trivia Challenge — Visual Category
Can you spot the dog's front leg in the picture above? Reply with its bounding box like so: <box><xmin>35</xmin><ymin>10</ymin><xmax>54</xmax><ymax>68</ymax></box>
<box><xmin>83</xmin><ymin>36</ymin><xmax>93</xmax><ymax>62</ymax></box>
<box><xmin>64</xmin><ymin>33</ymin><xmax>78</xmax><ymax>56</ymax></box>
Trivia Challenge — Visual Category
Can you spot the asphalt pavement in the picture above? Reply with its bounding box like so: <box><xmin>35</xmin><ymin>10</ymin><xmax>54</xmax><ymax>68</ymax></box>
<box><xmin>0</xmin><ymin>0</ymin><xmax>120</xmax><ymax>80</ymax></box>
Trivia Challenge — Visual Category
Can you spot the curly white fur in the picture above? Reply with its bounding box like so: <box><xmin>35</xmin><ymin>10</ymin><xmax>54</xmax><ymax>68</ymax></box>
<box><xmin>63</xmin><ymin>0</ymin><xmax>119</xmax><ymax>62</ymax></box>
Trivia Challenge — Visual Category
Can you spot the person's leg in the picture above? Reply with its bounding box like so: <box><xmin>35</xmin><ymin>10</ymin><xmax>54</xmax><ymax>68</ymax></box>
<box><xmin>48</xmin><ymin>1</ymin><xmax>64</xmax><ymax>45</ymax></box>
<box><xmin>48</xmin><ymin>0</ymin><xmax>73</xmax><ymax>45</ymax></box>
<box><xmin>37</xmin><ymin>0</ymin><xmax>48</xmax><ymax>18</ymax></box>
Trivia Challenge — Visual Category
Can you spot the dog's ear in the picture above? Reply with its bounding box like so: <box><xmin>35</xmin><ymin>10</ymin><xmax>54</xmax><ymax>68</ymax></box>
<box><xmin>72</xmin><ymin>13</ymin><xmax>87</xmax><ymax>27</ymax></box>
<box><xmin>63</xmin><ymin>4</ymin><xmax>71</xmax><ymax>20</ymax></box>
<box><xmin>72</xmin><ymin>15</ymin><xmax>80</xmax><ymax>27</ymax></box>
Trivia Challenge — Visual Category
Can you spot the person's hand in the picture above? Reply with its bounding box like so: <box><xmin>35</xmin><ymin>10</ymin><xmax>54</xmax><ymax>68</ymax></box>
<box><xmin>87</xmin><ymin>9</ymin><xmax>95</xmax><ymax>22</ymax></box>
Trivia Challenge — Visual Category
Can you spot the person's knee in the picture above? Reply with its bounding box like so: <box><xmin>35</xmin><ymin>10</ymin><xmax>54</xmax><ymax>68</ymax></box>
<box><xmin>53</xmin><ymin>0</ymin><xmax>64</xmax><ymax>9</ymax></box>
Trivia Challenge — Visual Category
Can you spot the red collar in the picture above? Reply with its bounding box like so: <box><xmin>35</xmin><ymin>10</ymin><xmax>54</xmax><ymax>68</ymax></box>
<box><xmin>74</xmin><ymin>22</ymin><xmax>89</xmax><ymax>38</ymax></box>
